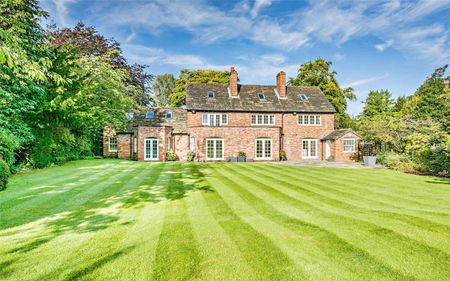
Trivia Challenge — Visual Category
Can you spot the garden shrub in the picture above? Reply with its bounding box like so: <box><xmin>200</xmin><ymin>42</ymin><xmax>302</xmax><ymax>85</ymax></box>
<box><xmin>237</xmin><ymin>151</ymin><xmax>246</xmax><ymax>158</ymax></box>
<box><xmin>378</xmin><ymin>152</ymin><xmax>417</xmax><ymax>172</ymax></box>
<box><xmin>166</xmin><ymin>151</ymin><xmax>177</xmax><ymax>161</ymax></box>
<box><xmin>0</xmin><ymin>160</ymin><xmax>10</xmax><ymax>191</ymax></box>
<box><xmin>421</xmin><ymin>146</ymin><xmax>450</xmax><ymax>175</ymax></box>
<box><xmin>187</xmin><ymin>151</ymin><xmax>195</xmax><ymax>162</ymax></box>
<box><xmin>279</xmin><ymin>150</ymin><xmax>287</xmax><ymax>161</ymax></box>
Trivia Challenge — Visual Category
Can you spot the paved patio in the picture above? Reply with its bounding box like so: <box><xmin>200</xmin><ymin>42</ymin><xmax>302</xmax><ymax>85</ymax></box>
<box><xmin>262</xmin><ymin>160</ymin><xmax>381</xmax><ymax>169</ymax></box>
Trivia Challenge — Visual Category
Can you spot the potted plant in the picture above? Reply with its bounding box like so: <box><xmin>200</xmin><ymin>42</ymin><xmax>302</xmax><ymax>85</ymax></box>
<box><xmin>279</xmin><ymin>150</ymin><xmax>287</xmax><ymax>161</ymax></box>
<box><xmin>187</xmin><ymin>151</ymin><xmax>195</xmax><ymax>162</ymax></box>
<box><xmin>327</xmin><ymin>155</ymin><xmax>335</xmax><ymax>161</ymax></box>
<box><xmin>237</xmin><ymin>151</ymin><xmax>246</xmax><ymax>162</ymax></box>
<box><xmin>166</xmin><ymin>151</ymin><xmax>177</xmax><ymax>161</ymax></box>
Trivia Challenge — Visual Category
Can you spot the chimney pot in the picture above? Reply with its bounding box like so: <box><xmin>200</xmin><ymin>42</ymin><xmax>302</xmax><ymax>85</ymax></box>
<box><xmin>230</xmin><ymin>66</ymin><xmax>238</xmax><ymax>97</ymax></box>
<box><xmin>276</xmin><ymin>71</ymin><xmax>286</xmax><ymax>97</ymax></box>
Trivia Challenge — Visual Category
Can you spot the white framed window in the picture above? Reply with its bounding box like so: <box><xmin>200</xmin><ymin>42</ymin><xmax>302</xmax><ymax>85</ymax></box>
<box><xmin>343</xmin><ymin>138</ymin><xmax>356</xmax><ymax>152</ymax></box>
<box><xmin>255</xmin><ymin>139</ymin><xmax>272</xmax><ymax>160</ymax></box>
<box><xmin>298</xmin><ymin>115</ymin><xmax>321</xmax><ymax>126</ymax></box>
<box><xmin>206</xmin><ymin>138</ymin><xmax>224</xmax><ymax>160</ymax></box>
<box><xmin>251</xmin><ymin>114</ymin><xmax>275</xmax><ymax>125</ymax></box>
<box><xmin>108</xmin><ymin>137</ymin><xmax>118</xmax><ymax>152</ymax></box>
<box><xmin>302</xmin><ymin>139</ymin><xmax>317</xmax><ymax>159</ymax></box>
<box><xmin>201</xmin><ymin>113</ymin><xmax>228</xmax><ymax>126</ymax></box>
<box><xmin>144</xmin><ymin>138</ymin><xmax>158</xmax><ymax>160</ymax></box>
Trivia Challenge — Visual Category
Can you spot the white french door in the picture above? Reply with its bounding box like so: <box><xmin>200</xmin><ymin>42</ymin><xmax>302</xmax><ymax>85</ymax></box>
<box><xmin>255</xmin><ymin>139</ymin><xmax>272</xmax><ymax>160</ymax></box>
<box><xmin>206</xmin><ymin>139</ymin><xmax>224</xmax><ymax>160</ymax></box>
<box><xmin>302</xmin><ymin>139</ymin><xmax>317</xmax><ymax>159</ymax></box>
<box><xmin>144</xmin><ymin>138</ymin><xmax>159</xmax><ymax>160</ymax></box>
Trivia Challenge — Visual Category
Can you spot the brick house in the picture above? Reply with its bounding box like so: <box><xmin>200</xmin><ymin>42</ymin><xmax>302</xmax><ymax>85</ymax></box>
<box><xmin>104</xmin><ymin>67</ymin><xmax>360</xmax><ymax>162</ymax></box>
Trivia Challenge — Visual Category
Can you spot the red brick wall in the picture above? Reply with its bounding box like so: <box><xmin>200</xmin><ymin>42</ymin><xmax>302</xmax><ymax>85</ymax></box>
<box><xmin>333</xmin><ymin>132</ymin><xmax>360</xmax><ymax>162</ymax></box>
<box><xmin>136</xmin><ymin>126</ymin><xmax>172</xmax><ymax>161</ymax></box>
<box><xmin>117</xmin><ymin>134</ymin><xmax>132</xmax><ymax>159</ymax></box>
<box><xmin>189</xmin><ymin>126</ymin><xmax>281</xmax><ymax>161</ymax></box>
<box><xmin>282</xmin><ymin>113</ymin><xmax>334</xmax><ymax>160</ymax></box>
<box><xmin>174</xmin><ymin>135</ymin><xmax>189</xmax><ymax>161</ymax></box>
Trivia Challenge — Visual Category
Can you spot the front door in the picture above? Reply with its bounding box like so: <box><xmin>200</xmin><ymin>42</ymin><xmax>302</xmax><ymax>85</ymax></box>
<box><xmin>144</xmin><ymin>138</ymin><xmax>158</xmax><ymax>160</ymax></box>
<box><xmin>325</xmin><ymin>141</ymin><xmax>331</xmax><ymax>159</ymax></box>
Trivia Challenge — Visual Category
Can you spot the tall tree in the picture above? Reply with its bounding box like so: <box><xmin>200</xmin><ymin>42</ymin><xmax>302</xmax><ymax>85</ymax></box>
<box><xmin>360</xmin><ymin>90</ymin><xmax>393</xmax><ymax>118</ymax></box>
<box><xmin>289</xmin><ymin>58</ymin><xmax>356</xmax><ymax>128</ymax></box>
<box><xmin>411</xmin><ymin>65</ymin><xmax>449</xmax><ymax>132</ymax></box>
<box><xmin>170</xmin><ymin>69</ymin><xmax>230</xmax><ymax>107</ymax></box>
<box><xmin>47</xmin><ymin>22</ymin><xmax>153</xmax><ymax>105</ymax></box>
<box><xmin>152</xmin><ymin>74</ymin><xmax>176</xmax><ymax>107</ymax></box>
<box><xmin>0</xmin><ymin>0</ymin><xmax>52</xmax><ymax>165</ymax></box>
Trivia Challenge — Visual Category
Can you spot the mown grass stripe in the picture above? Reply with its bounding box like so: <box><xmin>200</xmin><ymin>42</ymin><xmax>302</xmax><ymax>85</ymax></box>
<box><xmin>213</xmin><ymin>164</ymin><xmax>413</xmax><ymax>281</ymax></box>
<box><xmin>197</xmin><ymin>164</ymin><xmax>307</xmax><ymax>281</ymax></box>
<box><xmin>183</xmin><ymin>163</ymin><xmax>259</xmax><ymax>281</ymax></box>
<box><xmin>237</xmin><ymin>164</ymin><xmax>450</xmax><ymax>253</ymax></box>
<box><xmin>0</xmin><ymin>161</ymin><xmax>130</xmax><ymax>208</ymax></box>
<box><xmin>0</xmin><ymin>162</ymin><xmax>146</xmax><ymax>230</ymax></box>
<box><xmin>8</xmin><ymin>162</ymin><xmax>168</xmax><ymax>281</ymax></box>
<box><xmin>151</xmin><ymin>163</ymin><xmax>203</xmax><ymax>281</ymax></box>
<box><xmin>252</xmin><ymin>164</ymin><xmax>450</xmax><ymax>235</ymax></box>
<box><xmin>265</xmin><ymin>164</ymin><xmax>449</xmax><ymax>210</ymax></box>
<box><xmin>223</xmin><ymin>164</ymin><xmax>450</xmax><ymax>280</ymax></box>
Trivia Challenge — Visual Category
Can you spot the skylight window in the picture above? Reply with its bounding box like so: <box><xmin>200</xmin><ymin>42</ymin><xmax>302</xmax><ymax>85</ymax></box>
<box><xmin>145</xmin><ymin>111</ymin><xmax>154</xmax><ymax>119</ymax></box>
<box><xmin>257</xmin><ymin>93</ymin><xmax>266</xmax><ymax>101</ymax></box>
<box><xmin>165</xmin><ymin>112</ymin><xmax>173</xmax><ymax>120</ymax></box>
<box><xmin>299</xmin><ymin>94</ymin><xmax>308</xmax><ymax>101</ymax></box>
<box><xmin>208</xmin><ymin>91</ymin><xmax>215</xmax><ymax>98</ymax></box>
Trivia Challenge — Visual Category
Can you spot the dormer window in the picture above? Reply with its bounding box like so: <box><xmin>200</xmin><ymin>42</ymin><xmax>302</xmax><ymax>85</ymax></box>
<box><xmin>299</xmin><ymin>94</ymin><xmax>308</xmax><ymax>101</ymax></box>
<box><xmin>145</xmin><ymin>111</ymin><xmax>154</xmax><ymax>119</ymax></box>
<box><xmin>208</xmin><ymin>91</ymin><xmax>215</xmax><ymax>98</ymax></box>
<box><xmin>165</xmin><ymin>112</ymin><xmax>173</xmax><ymax>120</ymax></box>
<box><xmin>257</xmin><ymin>93</ymin><xmax>266</xmax><ymax>101</ymax></box>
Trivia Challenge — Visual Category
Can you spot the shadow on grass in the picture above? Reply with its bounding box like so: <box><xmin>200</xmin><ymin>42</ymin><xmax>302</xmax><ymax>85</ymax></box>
<box><xmin>4</xmin><ymin>163</ymin><xmax>214</xmax><ymax>259</ymax></box>
<box><xmin>0</xmin><ymin>258</ymin><xmax>18</xmax><ymax>279</ymax></box>
<box><xmin>425</xmin><ymin>177</ymin><xmax>450</xmax><ymax>185</ymax></box>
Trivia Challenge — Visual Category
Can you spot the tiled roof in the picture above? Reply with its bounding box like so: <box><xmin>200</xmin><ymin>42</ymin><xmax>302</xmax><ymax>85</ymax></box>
<box><xmin>126</xmin><ymin>108</ymin><xmax>187</xmax><ymax>134</ymax></box>
<box><xmin>321</xmin><ymin>129</ymin><xmax>361</xmax><ymax>140</ymax></box>
<box><xmin>186</xmin><ymin>83</ymin><xmax>336</xmax><ymax>113</ymax></box>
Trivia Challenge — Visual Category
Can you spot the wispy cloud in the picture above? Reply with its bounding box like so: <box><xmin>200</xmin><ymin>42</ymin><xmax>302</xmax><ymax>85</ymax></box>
<box><xmin>375</xmin><ymin>40</ymin><xmax>394</xmax><ymax>51</ymax></box>
<box><xmin>343</xmin><ymin>73</ymin><xmax>390</xmax><ymax>88</ymax></box>
<box><xmin>250</xmin><ymin>0</ymin><xmax>273</xmax><ymax>18</ymax></box>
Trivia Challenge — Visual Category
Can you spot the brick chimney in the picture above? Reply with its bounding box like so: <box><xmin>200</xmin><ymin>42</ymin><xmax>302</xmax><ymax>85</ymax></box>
<box><xmin>276</xmin><ymin>71</ymin><xmax>286</xmax><ymax>97</ymax></box>
<box><xmin>445</xmin><ymin>78</ymin><xmax>449</xmax><ymax>89</ymax></box>
<box><xmin>230</xmin><ymin>66</ymin><xmax>238</xmax><ymax>97</ymax></box>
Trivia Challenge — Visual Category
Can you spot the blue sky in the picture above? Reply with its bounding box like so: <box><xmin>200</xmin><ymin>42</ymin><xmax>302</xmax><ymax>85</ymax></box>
<box><xmin>39</xmin><ymin>0</ymin><xmax>450</xmax><ymax>115</ymax></box>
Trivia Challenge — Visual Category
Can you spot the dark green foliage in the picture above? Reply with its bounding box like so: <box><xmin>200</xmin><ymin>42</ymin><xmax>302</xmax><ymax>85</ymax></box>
<box><xmin>421</xmin><ymin>146</ymin><xmax>450</xmax><ymax>175</ymax></box>
<box><xmin>237</xmin><ymin>151</ymin><xmax>246</xmax><ymax>158</ymax></box>
<box><xmin>152</xmin><ymin>74</ymin><xmax>176</xmax><ymax>107</ymax></box>
<box><xmin>166</xmin><ymin>151</ymin><xmax>177</xmax><ymax>161</ymax></box>
<box><xmin>0</xmin><ymin>159</ymin><xmax>10</xmax><ymax>191</ymax></box>
<box><xmin>361</xmin><ymin>90</ymin><xmax>393</xmax><ymax>118</ymax></box>
<box><xmin>289</xmin><ymin>58</ymin><xmax>356</xmax><ymax>128</ymax></box>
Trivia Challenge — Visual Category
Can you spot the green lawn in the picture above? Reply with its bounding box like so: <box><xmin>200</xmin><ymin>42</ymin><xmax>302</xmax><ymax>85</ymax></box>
<box><xmin>0</xmin><ymin>160</ymin><xmax>449</xmax><ymax>281</ymax></box>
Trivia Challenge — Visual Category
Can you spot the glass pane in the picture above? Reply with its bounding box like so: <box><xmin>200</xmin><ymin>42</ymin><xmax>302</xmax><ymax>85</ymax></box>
<box><xmin>209</xmin><ymin>114</ymin><xmax>214</xmax><ymax>126</ymax></box>
<box><xmin>251</xmin><ymin>115</ymin><xmax>256</xmax><ymax>124</ymax></box>
<box><xmin>298</xmin><ymin>115</ymin><xmax>303</xmax><ymax>124</ymax></box>
<box><xmin>263</xmin><ymin>115</ymin><xmax>268</xmax><ymax>124</ymax></box>
<box><xmin>146</xmin><ymin>140</ymin><xmax>151</xmax><ymax>159</ymax></box>
<box><xmin>316</xmin><ymin>115</ymin><xmax>321</xmax><ymax>124</ymax></box>
<box><xmin>257</xmin><ymin>115</ymin><xmax>262</xmax><ymax>124</ymax></box>
<box><xmin>302</xmin><ymin>140</ymin><xmax>309</xmax><ymax>156</ymax></box>
<box><xmin>310</xmin><ymin>115</ymin><xmax>315</xmax><ymax>124</ymax></box>
<box><xmin>216</xmin><ymin>140</ymin><xmax>223</xmax><ymax>159</ymax></box>
<box><xmin>304</xmin><ymin>116</ymin><xmax>309</xmax><ymax>124</ymax></box>
<box><xmin>256</xmin><ymin>140</ymin><xmax>263</xmax><ymax>158</ymax></box>
<box><xmin>216</xmin><ymin>115</ymin><xmax>221</xmax><ymax>126</ymax></box>
<box><xmin>202</xmin><ymin>114</ymin><xmax>208</xmax><ymax>125</ymax></box>
<box><xmin>152</xmin><ymin>140</ymin><xmax>158</xmax><ymax>159</ymax></box>
<box><xmin>269</xmin><ymin>115</ymin><xmax>274</xmax><ymax>124</ymax></box>
<box><xmin>207</xmin><ymin>140</ymin><xmax>214</xmax><ymax>158</ymax></box>
<box><xmin>310</xmin><ymin>140</ymin><xmax>316</xmax><ymax>157</ymax></box>
<box><xmin>222</xmin><ymin>114</ymin><xmax>227</xmax><ymax>124</ymax></box>
<box><xmin>264</xmin><ymin>140</ymin><xmax>271</xmax><ymax>158</ymax></box>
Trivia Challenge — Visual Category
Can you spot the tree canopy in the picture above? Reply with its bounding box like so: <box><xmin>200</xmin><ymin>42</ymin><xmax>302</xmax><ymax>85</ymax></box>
<box><xmin>360</xmin><ymin>90</ymin><xmax>393</xmax><ymax>118</ymax></box>
<box><xmin>152</xmin><ymin>74</ymin><xmax>176</xmax><ymax>107</ymax></box>
<box><xmin>289</xmin><ymin>58</ymin><xmax>356</xmax><ymax>128</ymax></box>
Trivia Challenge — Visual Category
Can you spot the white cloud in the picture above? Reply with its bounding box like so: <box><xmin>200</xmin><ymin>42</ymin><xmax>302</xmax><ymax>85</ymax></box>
<box><xmin>375</xmin><ymin>40</ymin><xmax>394</xmax><ymax>51</ymax></box>
<box><xmin>343</xmin><ymin>73</ymin><xmax>390</xmax><ymax>88</ymax></box>
<box><xmin>162</xmin><ymin>55</ymin><xmax>206</xmax><ymax>67</ymax></box>
<box><xmin>250</xmin><ymin>0</ymin><xmax>273</xmax><ymax>18</ymax></box>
